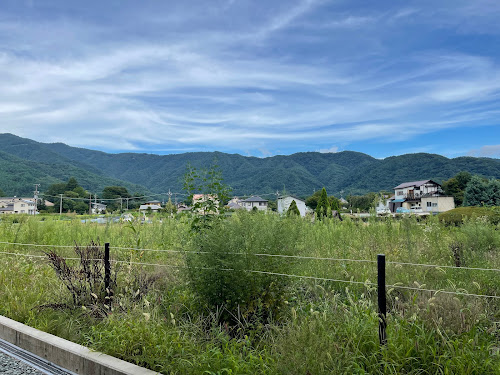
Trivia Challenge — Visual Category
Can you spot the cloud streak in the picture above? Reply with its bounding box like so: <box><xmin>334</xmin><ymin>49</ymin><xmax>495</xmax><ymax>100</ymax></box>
<box><xmin>0</xmin><ymin>1</ymin><xmax>498</xmax><ymax>158</ymax></box>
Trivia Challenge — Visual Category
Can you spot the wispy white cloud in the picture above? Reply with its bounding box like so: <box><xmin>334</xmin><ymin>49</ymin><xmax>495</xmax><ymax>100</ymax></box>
<box><xmin>318</xmin><ymin>146</ymin><xmax>339</xmax><ymax>153</ymax></box>
<box><xmin>468</xmin><ymin>145</ymin><xmax>500</xmax><ymax>158</ymax></box>
<box><xmin>0</xmin><ymin>1</ymin><xmax>498</xmax><ymax>156</ymax></box>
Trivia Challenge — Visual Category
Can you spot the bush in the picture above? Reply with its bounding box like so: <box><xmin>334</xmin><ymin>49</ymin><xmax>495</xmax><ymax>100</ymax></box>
<box><xmin>439</xmin><ymin>206</ymin><xmax>500</xmax><ymax>226</ymax></box>
<box><xmin>45</xmin><ymin>241</ymin><xmax>117</xmax><ymax>316</ymax></box>
<box><xmin>186</xmin><ymin>211</ymin><xmax>302</xmax><ymax>325</ymax></box>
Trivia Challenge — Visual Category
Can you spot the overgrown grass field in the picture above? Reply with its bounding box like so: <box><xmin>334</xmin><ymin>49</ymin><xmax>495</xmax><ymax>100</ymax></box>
<box><xmin>0</xmin><ymin>213</ymin><xmax>499</xmax><ymax>374</ymax></box>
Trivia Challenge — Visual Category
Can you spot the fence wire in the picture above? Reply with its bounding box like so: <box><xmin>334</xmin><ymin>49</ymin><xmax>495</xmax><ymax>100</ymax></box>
<box><xmin>1</xmin><ymin>242</ymin><xmax>500</xmax><ymax>300</ymax></box>
<box><xmin>2</xmin><ymin>241</ymin><xmax>500</xmax><ymax>273</ymax></box>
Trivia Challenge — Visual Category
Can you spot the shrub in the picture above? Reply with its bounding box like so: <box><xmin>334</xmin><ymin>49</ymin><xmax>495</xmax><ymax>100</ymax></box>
<box><xmin>45</xmin><ymin>241</ymin><xmax>117</xmax><ymax>316</ymax></box>
<box><xmin>186</xmin><ymin>211</ymin><xmax>302</xmax><ymax>325</ymax></box>
<box><xmin>439</xmin><ymin>206</ymin><xmax>500</xmax><ymax>226</ymax></box>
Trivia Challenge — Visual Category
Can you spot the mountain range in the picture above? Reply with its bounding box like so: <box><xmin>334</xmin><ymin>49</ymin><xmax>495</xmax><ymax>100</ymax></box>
<box><xmin>1</xmin><ymin>133</ymin><xmax>499</xmax><ymax>198</ymax></box>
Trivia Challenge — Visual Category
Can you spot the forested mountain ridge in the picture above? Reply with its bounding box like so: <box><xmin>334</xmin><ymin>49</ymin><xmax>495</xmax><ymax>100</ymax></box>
<box><xmin>0</xmin><ymin>134</ymin><xmax>148</xmax><ymax>196</ymax></box>
<box><xmin>1</xmin><ymin>133</ymin><xmax>499</xmax><ymax>197</ymax></box>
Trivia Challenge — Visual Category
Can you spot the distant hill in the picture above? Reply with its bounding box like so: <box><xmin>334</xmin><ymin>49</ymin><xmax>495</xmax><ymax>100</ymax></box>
<box><xmin>0</xmin><ymin>133</ymin><xmax>499</xmax><ymax>198</ymax></box>
<box><xmin>0</xmin><ymin>134</ymin><xmax>148</xmax><ymax>196</ymax></box>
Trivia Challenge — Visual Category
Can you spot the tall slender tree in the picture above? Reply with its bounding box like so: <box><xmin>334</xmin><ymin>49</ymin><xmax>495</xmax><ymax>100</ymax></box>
<box><xmin>287</xmin><ymin>200</ymin><xmax>300</xmax><ymax>216</ymax></box>
<box><xmin>315</xmin><ymin>187</ymin><xmax>330</xmax><ymax>219</ymax></box>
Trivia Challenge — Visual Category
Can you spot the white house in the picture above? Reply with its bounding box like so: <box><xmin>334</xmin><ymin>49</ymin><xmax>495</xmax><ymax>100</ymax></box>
<box><xmin>0</xmin><ymin>197</ymin><xmax>37</xmax><ymax>215</ymax></box>
<box><xmin>277</xmin><ymin>196</ymin><xmax>307</xmax><ymax>217</ymax></box>
<box><xmin>390</xmin><ymin>180</ymin><xmax>455</xmax><ymax>213</ymax></box>
<box><xmin>241</xmin><ymin>196</ymin><xmax>268</xmax><ymax>211</ymax></box>
<box><xmin>91</xmin><ymin>202</ymin><xmax>107</xmax><ymax>214</ymax></box>
<box><xmin>376</xmin><ymin>196</ymin><xmax>392</xmax><ymax>214</ymax></box>
<box><xmin>139</xmin><ymin>200</ymin><xmax>162</xmax><ymax>213</ymax></box>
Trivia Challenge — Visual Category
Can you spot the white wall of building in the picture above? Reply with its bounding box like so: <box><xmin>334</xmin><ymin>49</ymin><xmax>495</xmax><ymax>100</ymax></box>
<box><xmin>421</xmin><ymin>197</ymin><xmax>455</xmax><ymax>213</ymax></box>
<box><xmin>277</xmin><ymin>196</ymin><xmax>307</xmax><ymax>217</ymax></box>
<box><xmin>243</xmin><ymin>201</ymin><xmax>268</xmax><ymax>211</ymax></box>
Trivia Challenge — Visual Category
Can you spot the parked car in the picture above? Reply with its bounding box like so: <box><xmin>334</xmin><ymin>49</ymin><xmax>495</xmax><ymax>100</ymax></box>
<box><xmin>396</xmin><ymin>207</ymin><xmax>411</xmax><ymax>214</ymax></box>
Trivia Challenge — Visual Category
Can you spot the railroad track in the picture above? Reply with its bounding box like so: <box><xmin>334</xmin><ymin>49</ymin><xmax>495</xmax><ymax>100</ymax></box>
<box><xmin>0</xmin><ymin>338</ymin><xmax>74</xmax><ymax>375</ymax></box>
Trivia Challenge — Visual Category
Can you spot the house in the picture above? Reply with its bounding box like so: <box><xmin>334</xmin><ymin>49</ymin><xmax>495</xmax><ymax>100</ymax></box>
<box><xmin>143</xmin><ymin>200</ymin><xmax>162</xmax><ymax>207</ymax></box>
<box><xmin>389</xmin><ymin>180</ymin><xmax>455</xmax><ymax>213</ymax></box>
<box><xmin>91</xmin><ymin>202</ymin><xmax>107</xmax><ymax>214</ymax></box>
<box><xmin>139</xmin><ymin>200</ymin><xmax>162</xmax><ymax>213</ymax></box>
<box><xmin>139</xmin><ymin>204</ymin><xmax>162</xmax><ymax>212</ymax></box>
<box><xmin>277</xmin><ymin>195</ymin><xmax>307</xmax><ymax>217</ymax></box>
<box><xmin>376</xmin><ymin>195</ymin><xmax>392</xmax><ymax>214</ymax></box>
<box><xmin>192</xmin><ymin>194</ymin><xmax>219</xmax><ymax>214</ymax></box>
<box><xmin>227</xmin><ymin>197</ymin><xmax>245</xmax><ymax>210</ymax></box>
<box><xmin>0</xmin><ymin>197</ymin><xmax>37</xmax><ymax>215</ymax></box>
<box><xmin>241</xmin><ymin>196</ymin><xmax>268</xmax><ymax>211</ymax></box>
<box><xmin>176</xmin><ymin>203</ymin><xmax>190</xmax><ymax>213</ymax></box>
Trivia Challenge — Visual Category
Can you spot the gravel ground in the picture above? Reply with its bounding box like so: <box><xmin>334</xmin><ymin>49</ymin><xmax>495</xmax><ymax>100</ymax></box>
<box><xmin>0</xmin><ymin>352</ymin><xmax>44</xmax><ymax>375</ymax></box>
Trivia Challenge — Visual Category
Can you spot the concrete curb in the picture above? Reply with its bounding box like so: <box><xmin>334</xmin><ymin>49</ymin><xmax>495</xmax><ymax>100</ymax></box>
<box><xmin>0</xmin><ymin>315</ymin><xmax>159</xmax><ymax>375</ymax></box>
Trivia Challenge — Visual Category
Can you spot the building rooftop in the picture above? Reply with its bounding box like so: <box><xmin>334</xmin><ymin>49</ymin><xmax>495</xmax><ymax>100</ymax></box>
<box><xmin>242</xmin><ymin>196</ymin><xmax>268</xmax><ymax>202</ymax></box>
<box><xmin>394</xmin><ymin>180</ymin><xmax>440</xmax><ymax>189</ymax></box>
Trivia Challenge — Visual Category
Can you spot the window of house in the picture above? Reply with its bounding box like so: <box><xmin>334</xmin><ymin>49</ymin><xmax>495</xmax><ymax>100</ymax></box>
<box><xmin>432</xmin><ymin>203</ymin><xmax>437</xmax><ymax>207</ymax></box>
<box><xmin>259</xmin><ymin>202</ymin><xmax>266</xmax><ymax>206</ymax></box>
<box><xmin>397</xmin><ymin>191</ymin><xmax>403</xmax><ymax>196</ymax></box>
<box><xmin>427</xmin><ymin>202</ymin><xmax>432</xmax><ymax>207</ymax></box>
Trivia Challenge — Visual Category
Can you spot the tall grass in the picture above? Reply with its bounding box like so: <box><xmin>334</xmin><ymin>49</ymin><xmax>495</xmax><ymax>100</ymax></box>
<box><xmin>0</xmin><ymin>212</ymin><xmax>499</xmax><ymax>374</ymax></box>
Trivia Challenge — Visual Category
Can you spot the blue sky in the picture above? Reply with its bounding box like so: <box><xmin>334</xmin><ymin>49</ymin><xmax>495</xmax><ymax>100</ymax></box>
<box><xmin>0</xmin><ymin>0</ymin><xmax>499</xmax><ymax>159</ymax></box>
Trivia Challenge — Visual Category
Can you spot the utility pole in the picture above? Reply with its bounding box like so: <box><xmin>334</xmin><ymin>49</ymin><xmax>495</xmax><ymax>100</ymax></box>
<box><xmin>168</xmin><ymin>189</ymin><xmax>173</xmax><ymax>215</ymax></box>
<box><xmin>89</xmin><ymin>193</ymin><xmax>92</xmax><ymax>215</ymax></box>
<box><xmin>59</xmin><ymin>194</ymin><xmax>63</xmax><ymax>215</ymax></box>
<box><xmin>126</xmin><ymin>197</ymin><xmax>129</xmax><ymax>210</ymax></box>
<box><xmin>120</xmin><ymin>197</ymin><xmax>123</xmax><ymax>212</ymax></box>
<box><xmin>33</xmin><ymin>184</ymin><xmax>40</xmax><ymax>215</ymax></box>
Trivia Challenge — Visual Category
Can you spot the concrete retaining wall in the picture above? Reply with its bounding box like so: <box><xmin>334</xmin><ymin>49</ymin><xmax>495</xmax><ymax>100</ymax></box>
<box><xmin>0</xmin><ymin>315</ymin><xmax>158</xmax><ymax>375</ymax></box>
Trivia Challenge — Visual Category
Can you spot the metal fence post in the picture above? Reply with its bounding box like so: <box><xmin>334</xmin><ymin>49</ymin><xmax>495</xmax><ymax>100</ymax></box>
<box><xmin>377</xmin><ymin>254</ymin><xmax>387</xmax><ymax>346</ymax></box>
<box><xmin>104</xmin><ymin>242</ymin><xmax>111</xmax><ymax>308</ymax></box>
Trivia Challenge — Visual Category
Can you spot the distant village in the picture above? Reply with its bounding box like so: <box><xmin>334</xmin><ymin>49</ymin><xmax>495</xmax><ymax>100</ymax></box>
<box><xmin>0</xmin><ymin>179</ymin><xmax>457</xmax><ymax>217</ymax></box>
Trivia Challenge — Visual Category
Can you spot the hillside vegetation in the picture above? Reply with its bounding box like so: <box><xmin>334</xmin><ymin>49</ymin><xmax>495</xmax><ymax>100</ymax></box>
<box><xmin>1</xmin><ymin>133</ymin><xmax>500</xmax><ymax>197</ymax></box>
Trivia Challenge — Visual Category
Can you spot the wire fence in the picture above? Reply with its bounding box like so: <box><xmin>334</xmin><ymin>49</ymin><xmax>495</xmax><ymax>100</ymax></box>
<box><xmin>2</xmin><ymin>241</ymin><xmax>500</xmax><ymax>272</ymax></box>
<box><xmin>1</xmin><ymin>240</ymin><xmax>500</xmax><ymax>300</ymax></box>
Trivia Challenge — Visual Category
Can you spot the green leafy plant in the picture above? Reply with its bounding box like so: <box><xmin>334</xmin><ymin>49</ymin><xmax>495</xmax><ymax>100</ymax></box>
<box><xmin>183</xmin><ymin>162</ymin><xmax>231</xmax><ymax>232</ymax></box>
<box><xmin>186</xmin><ymin>212</ymin><xmax>302</xmax><ymax>325</ymax></box>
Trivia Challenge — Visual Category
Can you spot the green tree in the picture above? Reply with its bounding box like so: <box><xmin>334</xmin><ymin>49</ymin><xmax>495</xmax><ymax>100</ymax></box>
<box><xmin>443</xmin><ymin>171</ymin><xmax>472</xmax><ymax>206</ymax></box>
<box><xmin>287</xmin><ymin>200</ymin><xmax>301</xmax><ymax>216</ymax></box>
<box><xmin>315</xmin><ymin>188</ymin><xmax>330</xmax><ymax>219</ymax></box>
<box><xmin>163</xmin><ymin>197</ymin><xmax>177</xmax><ymax>215</ymax></box>
<box><xmin>487</xmin><ymin>179</ymin><xmax>500</xmax><ymax>206</ymax></box>
<box><xmin>183</xmin><ymin>162</ymin><xmax>231</xmax><ymax>231</ymax></box>
<box><xmin>102</xmin><ymin>186</ymin><xmax>131</xmax><ymax>212</ymax></box>
<box><xmin>44</xmin><ymin>178</ymin><xmax>89</xmax><ymax>214</ymax></box>
<box><xmin>0</xmin><ymin>188</ymin><xmax>5</xmax><ymax>197</ymax></box>
<box><xmin>102</xmin><ymin>186</ymin><xmax>131</xmax><ymax>199</ymax></box>
<box><xmin>347</xmin><ymin>192</ymin><xmax>377</xmax><ymax>212</ymax></box>
<box><xmin>66</xmin><ymin>177</ymin><xmax>79</xmax><ymax>191</ymax></box>
<box><xmin>463</xmin><ymin>176</ymin><xmax>489</xmax><ymax>206</ymax></box>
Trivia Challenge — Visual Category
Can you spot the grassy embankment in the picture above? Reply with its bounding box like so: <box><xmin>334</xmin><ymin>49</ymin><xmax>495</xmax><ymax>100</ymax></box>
<box><xmin>0</xmin><ymin>212</ymin><xmax>499</xmax><ymax>374</ymax></box>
